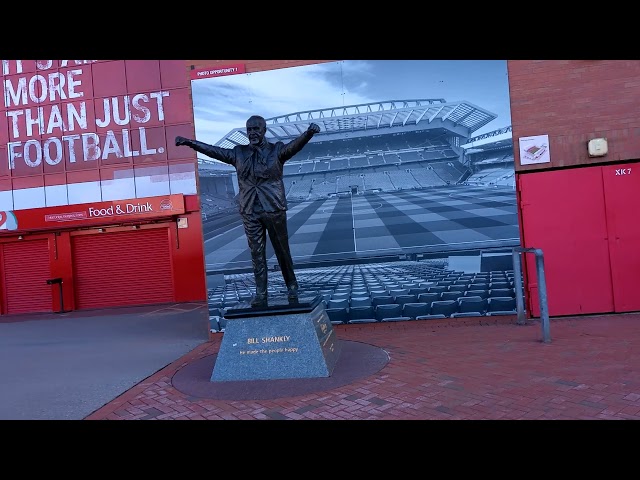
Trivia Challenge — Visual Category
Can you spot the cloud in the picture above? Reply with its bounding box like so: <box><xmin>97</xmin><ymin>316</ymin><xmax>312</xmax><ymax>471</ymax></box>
<box><xmin>191</xmin><ymin>61</ymin><xmax>375</xmax><ymax>144</ymax></box>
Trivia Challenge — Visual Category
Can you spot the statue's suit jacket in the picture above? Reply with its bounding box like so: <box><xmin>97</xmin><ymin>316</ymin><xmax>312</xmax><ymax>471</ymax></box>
<box><xmin>187</xmin><ymin>130</ymin><xmax>315</xmax><ymax>215</ymax></box>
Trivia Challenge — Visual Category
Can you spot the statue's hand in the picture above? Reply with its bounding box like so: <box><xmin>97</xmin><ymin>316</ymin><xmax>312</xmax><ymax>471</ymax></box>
<box><xmin>175</xmin><ymin>136</ymin><xmax>190</xmax><ymax>146</ymax></box>
<box><xmin>308</xmin><ymin>123</ymin><xmax>320</xmax><ymax>134</ymax></box>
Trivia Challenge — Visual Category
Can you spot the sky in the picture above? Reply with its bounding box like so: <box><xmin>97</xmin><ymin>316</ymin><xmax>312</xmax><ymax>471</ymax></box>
<box><xmin>190</xmin><ymin>59</ymin><xmax>512</xmax><ymax>151</ymax></box>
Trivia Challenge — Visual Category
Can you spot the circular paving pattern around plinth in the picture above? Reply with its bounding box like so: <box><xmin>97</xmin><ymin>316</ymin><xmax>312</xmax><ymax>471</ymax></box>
<box><xmin>171</xmin><ymin>340</ymin><xmax>390</xmax><ymax>401</ymax></box>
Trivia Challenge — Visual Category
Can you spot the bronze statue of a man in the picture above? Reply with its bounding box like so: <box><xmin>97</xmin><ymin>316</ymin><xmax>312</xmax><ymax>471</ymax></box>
<box><xmin>176</xmin><ymin>115</ymin><xmax>320</xmax><ymax>307</ymax></box>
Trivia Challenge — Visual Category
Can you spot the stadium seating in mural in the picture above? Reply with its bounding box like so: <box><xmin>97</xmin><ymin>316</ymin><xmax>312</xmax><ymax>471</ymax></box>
<box><xmin>197</xmin><ymin>127</ymin><xmax>515</xmax><ymax>206</ymax></box>
<box><xmin>207</xmin><ymin>261</ymin><xmax>521</xmax><ymax>331</ymax></box>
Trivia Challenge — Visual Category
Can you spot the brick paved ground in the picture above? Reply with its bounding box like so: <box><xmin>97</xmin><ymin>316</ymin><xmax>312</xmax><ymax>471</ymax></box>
<box><xmin>85</xmin><ymin>313</ymin><xmax>640</xmax><ymax>420</ymax></box>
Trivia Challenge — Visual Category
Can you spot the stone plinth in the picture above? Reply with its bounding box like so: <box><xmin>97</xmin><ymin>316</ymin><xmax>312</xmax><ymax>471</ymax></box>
<box><xmin>211</xmin><ymin>295</ymin><xmax>342</xmax><ymax>382</ymax></box>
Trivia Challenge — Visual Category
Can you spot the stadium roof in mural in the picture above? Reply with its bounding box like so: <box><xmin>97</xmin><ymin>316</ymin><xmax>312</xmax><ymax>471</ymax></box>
<box><xmin>214</xmin><ymin>99</ymin><xmax>498</xmax><ymax>149</ymax></box>
<box><xmin>461</xmin><ymin>125</ymin><xmax>513</xmax><ymax>151</ymax></box>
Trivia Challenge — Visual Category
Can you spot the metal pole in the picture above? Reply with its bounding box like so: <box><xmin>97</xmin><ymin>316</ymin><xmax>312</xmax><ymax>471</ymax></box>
<box><xmin>512</xmin><ymin>249</ymin><xmax>526</xmax><ymax>325</ymax></box>
<box><xmin>58</xmin><ymin>283</ymin><xmax>64</xmax><ymax>314</ymax></box>
<box><xmin>512</xmin><ymin>246</ymin><xmax>551</xmax><ymax>343</ymax></box>
<box><xmin>534</xmin><ymin>249</ymin><xmax>551</xmax><ymax>343</ymax></box>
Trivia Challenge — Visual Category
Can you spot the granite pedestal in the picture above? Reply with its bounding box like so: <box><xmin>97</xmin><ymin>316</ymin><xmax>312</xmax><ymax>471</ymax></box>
<box><xmin>211</xmin><ymin>295</ymin><xmax>342</xmax><ymax>382</ymax></box>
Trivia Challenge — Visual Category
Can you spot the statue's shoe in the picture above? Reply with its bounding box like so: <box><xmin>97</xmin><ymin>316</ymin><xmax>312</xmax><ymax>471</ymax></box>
<box><xmin>250</xmin><ymin>294</ymin><xmax>267</xmax><ymax>307</ymax></box>
<box><xmin>287</xmin><ymin>286</ymin><xmax>299</xmax><ymax>301</ymax></box>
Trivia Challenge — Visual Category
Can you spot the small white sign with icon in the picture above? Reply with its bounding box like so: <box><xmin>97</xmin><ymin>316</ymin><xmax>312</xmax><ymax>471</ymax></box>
<box><xmin>519</xmin><ymin>134</ymin><xmax>550</xmax><ymax>165</ymax></box>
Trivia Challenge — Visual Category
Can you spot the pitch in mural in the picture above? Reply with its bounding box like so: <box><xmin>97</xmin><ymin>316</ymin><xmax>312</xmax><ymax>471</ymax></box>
<box><xmin>190</xmin><ymin>60</ymin><xmax>519</xmax><ymax>277</ymax></box>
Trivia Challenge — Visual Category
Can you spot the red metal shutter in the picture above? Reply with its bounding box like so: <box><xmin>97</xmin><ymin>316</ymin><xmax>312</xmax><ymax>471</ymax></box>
<box><xmin>519</xmin><ymin>167</ymin><xmax>614</xmax><ymax>317</ymax></box>
<box><xmin>72</xmin><ymin>228</ymin><xmax>174</xmax><ymax>310</ymax></box>
<box><xmin>1</xmin><ymin>239</ymin><xmax>52</xmax><ymax>314</ymax></box>
<box><xmin>601</xmin><ymin>161</ymin><xmax>640</xmax><ymax>313</ymax></box>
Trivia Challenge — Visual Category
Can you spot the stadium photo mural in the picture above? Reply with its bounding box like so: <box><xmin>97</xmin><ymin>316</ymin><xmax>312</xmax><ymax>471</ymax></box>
<box><xmin>190</xmin><ymin>60</ymin><xmax>519</xmax><ymax>305</ymax></box>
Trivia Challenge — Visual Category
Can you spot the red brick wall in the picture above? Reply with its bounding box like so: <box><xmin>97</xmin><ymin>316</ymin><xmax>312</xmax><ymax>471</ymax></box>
<box><xmin>508</xmin><ymin>60</ymin><xmax>640</xmax><ymax>172</ymax></box>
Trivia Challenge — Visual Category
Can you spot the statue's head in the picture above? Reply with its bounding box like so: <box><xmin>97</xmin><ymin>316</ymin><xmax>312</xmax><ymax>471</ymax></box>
<box><xmin>246</xmin><ymin>115</ymin><xmax>267</xmax><ymax>146</ymax></box>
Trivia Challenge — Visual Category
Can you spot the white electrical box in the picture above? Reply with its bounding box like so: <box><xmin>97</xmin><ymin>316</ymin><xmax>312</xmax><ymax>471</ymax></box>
<box><xmin>588</xmin><ymin>138</ymin><xmax>608</xmax><ymax>157</ymax></box>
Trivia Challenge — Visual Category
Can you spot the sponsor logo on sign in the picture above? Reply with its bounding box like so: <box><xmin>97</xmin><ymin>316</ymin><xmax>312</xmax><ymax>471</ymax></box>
<box><xmin>159</xmin><ymin>199</ymin><xmax>173</xmax><ymax>211</ymax></box>
<box><xmin>45</xmin><ymin>212</ymin><xmax>88</xmax><ymax>222</ymax></box>
<box><xmin>0</xmin><ymin>211</ymin><xmax>19</xmax><ymax>230</ymax></box>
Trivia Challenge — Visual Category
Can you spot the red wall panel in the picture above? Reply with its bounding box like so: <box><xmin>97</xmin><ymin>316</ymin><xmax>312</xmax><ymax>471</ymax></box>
<box><xmin>57</xmin><ymin>64</ymin><xmax>94</xmax><ymax>102</ymax></box>
<box><xmin>66</xmin><ymin>168</ymin><xmax>100</xmax><ymax>184</ymax></box>
<box><xmin>519</xmin><ymin>166</ymin><xmax>614</xmax><ymax>317</ymax></box>
<box><xmin>125</xmin><ymin>60</ymin><xmax>162</xmax><ymax>94</ymax></box>
<box><xmin>161</xmin><ymin>88</ymin><xmax>193</xmax><ymax>125</ymax></box>
<box><xmin>36</xmin><ymin>60</ymin><xmax>60</xmax><ymax>70</ymax></box>
<box><xmin>13</xmin><ymin>60</ymin><xmax>37</xmax><ymax>74</ymax></box>
<box><xmin>12</xmin><ymin>176</ymin><xmax>44</xmax><ymax>190</ymax></box>
<box><xmin>10</xmin><ymin>143</ymin><xmax>45</xmax><ymax>176</ymax></box>
<box><xmin>2</xmin><ymin>60</ymin><xmax>37</xmax><ymax>76</ymax></box>
<box><xmin>97</xmin><ymin>131</ymin><xmax>133</xmax><ymax>167</ymax></box>
<box><xmin>91</xmin><ymin>61</ymin><xmax>128</xmax><ymax>98</ymax></box>
<box><xmin>170</xmin><ymin>208</ymin><xmax>207</xmax><ymax>302</ymax></box>
<box><xmin>160</xmin><ymin>60</ymin><xmax>191</xmax><ymax>89</ymax></box>
<box><xmin>130</xmin><ymin>126</ymin><xmax>167</xmax><ymax>165</ymax></box>
<box><xmin>93</xmin><ymin>96</ymin><xmax>130</xmax><ymax>133</ymax></box>
<box><xmin>41</xmin><ymin>130</ymin><xmax>68</xmax><ymax>175</ymax></box>
<box><xmin>0</xmin><ymin>148</ymin><xmax>8</xmax><ymax>178</ymax></box>
<box><xmin>165</xmin><ymin>124</ymin><xmax>196</xmax><ymax>161</ymax></box>
<box><xmin>0</xmin><ymin>114</ymin><xmax>7</xmax><ymax>146</ymax></box>
<box><xmin>601</xmin><ymin>161</ymin><xmax>640</xmax><ymax>312</ymax></box>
